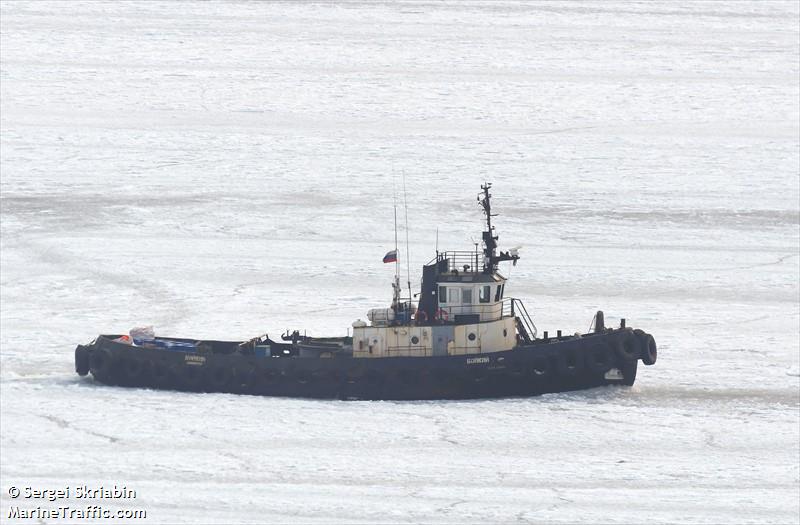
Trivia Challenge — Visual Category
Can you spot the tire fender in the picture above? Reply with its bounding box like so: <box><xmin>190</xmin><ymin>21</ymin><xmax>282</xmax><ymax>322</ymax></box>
<box><xmin>151</xmin><ymin>360</ymin><xmax>171</xmax><ymax>387</ymax></box>
<box><xmin>75</xmin><ymin>345</ymin><xmax>90</xmax><ymax>376</ymax></box>
<box><xmin>181</xmin><ymin>364</ymin><xmax>204</xmax><ymax>390</ymax></box>
<box><xmin>530</xmin><ymin>353</ymin><xmax>552</xmax><ymax>378</ymax></box>
<box><xmin>641</xmin><ymin>334</ymin><xmax>657</xmax><ymax>365</ymax></box>
<box><xmin>89</xmin><ymin>348</ymin><xmax>115</xmax><ymax>378</ymax></box>
<box><xmin>123</xmin><ymin>356</ymin><xmax>146</xmax><ymax>381</ymax></box>
<box><xmin>586</xmin><ymin>343</ymin><xmax>614</xmax><ymax>373</ymax></box>
<box><xmin>556</xmin><ymin>347</ymin><xmax>583</xmax><ymax>376</ymax></box>
<box><xmin>207</xmin><ymin>365</ymin><xmax>232</xmax><ymax>390</ymax></box>
<box><xmin>614</xmin><ymin>332</ymin><xmax>641</xmax><ymax>361</ymax></box>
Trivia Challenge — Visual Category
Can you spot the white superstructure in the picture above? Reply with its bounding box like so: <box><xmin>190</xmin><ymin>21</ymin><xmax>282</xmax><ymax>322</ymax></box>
<box><xmin>352</xmin><ymin>183</ymin><xmax>535</xmax><ymax>358</ymax></box>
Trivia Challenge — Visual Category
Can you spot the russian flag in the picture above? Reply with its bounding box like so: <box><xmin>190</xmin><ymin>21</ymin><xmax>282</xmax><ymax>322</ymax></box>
<box><xmin>383</xmin><ymin>249</ymin><xmax>398</xmax><ymax>263</ymax></box>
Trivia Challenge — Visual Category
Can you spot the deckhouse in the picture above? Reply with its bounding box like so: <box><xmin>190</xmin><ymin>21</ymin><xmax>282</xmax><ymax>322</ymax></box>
<box><xmin>352</xmin><ymin>183</ymin><xmax>536</xmax><ymax>358</ymax></box>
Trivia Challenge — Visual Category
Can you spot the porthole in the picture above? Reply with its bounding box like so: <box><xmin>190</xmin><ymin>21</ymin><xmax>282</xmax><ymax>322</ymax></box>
<box><xmin>411</xmin><ymin>336</ymin><xmax>419</xmax><ymax>345</ymax></box>
<box><xmin>468</xmin><ymin>333</ymin><xmax>476</xmax><ymax>341</ymax></box>
<box><xmin>503</xmin><ymin>329</ymin><xmax>507</xmax><ymax>337</ymax></box>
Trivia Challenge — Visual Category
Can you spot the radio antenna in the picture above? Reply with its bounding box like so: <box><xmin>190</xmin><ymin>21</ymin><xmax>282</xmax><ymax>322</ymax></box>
<box><xmin>392</xmin><ymin>172</ymin><xmax>400</xmax><ymax>306</ymax></box>
<box><xmin>402</xmin><ymin>171</ymin><xmax>412</xmax><ymax>302</ymax></box>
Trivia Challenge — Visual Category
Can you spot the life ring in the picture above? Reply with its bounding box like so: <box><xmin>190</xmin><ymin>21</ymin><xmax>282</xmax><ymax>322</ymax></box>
<box><xmin>75</xmin><ymin>345</ymin><xmax>90</xmax><ymax>376</ymax></box>
<box><xmin>556</xmin><ymin>348</ymin><xmax>583</xmax><ymax>376</ymax></box>
<box><xmin>415</xmin><ymin>310</ymin><xmax>428</xmax><ymax>324</ymax></box>
<box><xmin>89</xmin><ymin>348</ymin><xmax>115</xmax><ymax>378</ymax></box>
<box><xmin>613</xmin><ymin>332</ymin><xmax>641</xmax><ymax>361</ymax></box>
<box><xmin>434</xmin><ymin>308</ymin><xmax>449</xmax><ymax>322</ymax></box>
<box><xmin>641</xmin><ymin>334</ymin><xmax>657</xmax><ymax>365</ymax></box>
<box><xmin>586</xmin><ymin>343</ymin><xmax>614</xmax><ymax>373</ymax></box>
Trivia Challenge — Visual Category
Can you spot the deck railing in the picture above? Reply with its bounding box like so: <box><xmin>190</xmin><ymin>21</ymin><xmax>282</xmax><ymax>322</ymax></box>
<box><xmin>420</xmin><ymin>298</ymin><xmax>538</xmax><ymax>328</ymax></box>
<box><xmin>429</xmin><ymin>251</ymin><xmax>484</xmax><ymax>273</ymax></box>
<box><xmin>437</xmin><ymin>302</ymin><xmax>503</xmax><ymax>319</ymax></box>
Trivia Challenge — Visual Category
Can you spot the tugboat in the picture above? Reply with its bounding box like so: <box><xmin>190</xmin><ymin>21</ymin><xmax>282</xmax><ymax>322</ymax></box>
<box><xmin>74</xmin><ymin>183</ymin><xmax>657</xmax><ymax>400</ymax></box>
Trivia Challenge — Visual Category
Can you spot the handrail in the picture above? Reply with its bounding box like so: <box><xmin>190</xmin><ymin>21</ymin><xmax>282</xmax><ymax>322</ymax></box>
<box><xmin>387</xmin><ymin>346</ymin><xmax>429</xmax><ymax>357</ymax></box>
<box><xmin>439</xmin><ymin>303</ymin><xmax>503</xmax><ymax>317</ymax></box>
<box><xmin>428</xmin><ymin>251</ymin><xmax>484</xmax><ymax>273</ymax></box>
<box><xmin>435</xmin><ymin>298</ymin><xmax>536</xmax><ymax>337</ymax></box>
<box><xmin>511</xmin><ymin>298</ymin><xmax>538</xmax><ymax>340</ymax></box>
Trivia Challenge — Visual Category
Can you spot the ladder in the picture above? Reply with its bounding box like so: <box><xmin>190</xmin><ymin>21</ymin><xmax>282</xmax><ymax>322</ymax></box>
<box><xmin>511</xmin><ymin>298</ymin><xmax>538</xmax><ymax>344</ymax></box>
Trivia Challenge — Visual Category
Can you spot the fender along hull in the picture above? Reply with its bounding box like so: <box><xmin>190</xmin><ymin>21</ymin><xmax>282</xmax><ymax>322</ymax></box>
<box><xmin>75</xmin><ymin>329</ymin><xmax>656</xmax><ymax>400</ymax></box>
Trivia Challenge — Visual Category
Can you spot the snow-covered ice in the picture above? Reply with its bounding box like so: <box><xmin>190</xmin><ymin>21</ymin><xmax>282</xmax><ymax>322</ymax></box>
<box><xmin>1</xmin><ymin>1</ymin><xmax>798</xmax><ymax>523</ymax></box>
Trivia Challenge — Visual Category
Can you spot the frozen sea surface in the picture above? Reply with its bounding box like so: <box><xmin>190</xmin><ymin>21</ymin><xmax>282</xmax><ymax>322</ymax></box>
<box><xmin>1</xmin><ymin>1</ymin><xmax>798</xmax><ymax>523</ymax></box>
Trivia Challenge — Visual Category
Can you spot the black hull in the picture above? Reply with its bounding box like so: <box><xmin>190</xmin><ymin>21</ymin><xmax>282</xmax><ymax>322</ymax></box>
<box><xmin>75</xmin><ymin>329</ymin><xmax>656</xmax><ymax>400</ymax></box>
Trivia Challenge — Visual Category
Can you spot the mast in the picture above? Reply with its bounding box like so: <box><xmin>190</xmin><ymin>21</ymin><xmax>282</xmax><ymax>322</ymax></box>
<box><xmin>478</xmin><ymin>182</ymin><xmax>519</xmax><ymax>273</ymax></box>
<box><xmin>392</xmin><ymin>180</ymin><xmax>400</xmax><ymax>307</ymax></box>
<box><xmin>479</xmin><ymin>182</ymin><xmax>498</xmax><ymax>273</ymax></box>
<box><xmin>402</xmin><ymin>171</ymin><xmax>412</xmax><ymax>303</ymax></box>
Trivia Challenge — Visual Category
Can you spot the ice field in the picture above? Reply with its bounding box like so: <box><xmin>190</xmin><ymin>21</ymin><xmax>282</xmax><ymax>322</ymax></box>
<box><xmin>1</xmin><ymin>1</ymin><xmax>799</xmax><ymax>523</ymax></box>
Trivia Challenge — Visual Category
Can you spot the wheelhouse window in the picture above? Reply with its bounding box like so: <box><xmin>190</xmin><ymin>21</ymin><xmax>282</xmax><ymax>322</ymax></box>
<box><xmin>479</xmin><ymin>285</ymin><xmax>491</xmax><ymax>303</ymax></box>
<box><xmin>494</xmin><ymin>284</ymin><xmax>503</xmax><ymax>302</ymax></box>
<box><xmin>438</xmin><ymin>286</ymin><xmax>447</xmax><ymax>304</ymax></box>
<box><xmin>448</xmin><ymin>287</ymin><xmax>461</xmax><ymax>304</ymax></box>
<box><xmin>462</xmin><ymin>288</ymin><xmax>473</xmax><ymax>304</ymax></box>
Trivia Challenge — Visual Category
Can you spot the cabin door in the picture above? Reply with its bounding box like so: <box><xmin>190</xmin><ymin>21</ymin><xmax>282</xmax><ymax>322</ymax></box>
<box><xmin>432</xmin><ymin>325</ymin><xmax>453</xmax><ymax>357</ymax></box>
